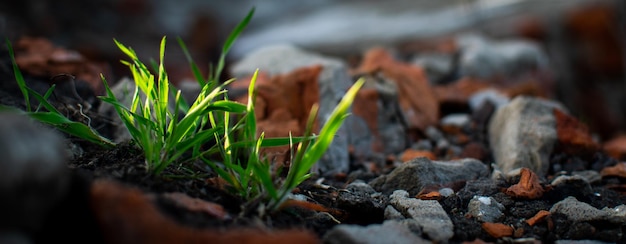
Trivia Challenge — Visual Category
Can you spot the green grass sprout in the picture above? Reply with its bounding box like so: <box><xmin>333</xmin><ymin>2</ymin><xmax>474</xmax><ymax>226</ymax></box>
<box><xmin>2</xmin><ymin>40</ymin><xmax>115</xmax><ymax>148</ymax></box>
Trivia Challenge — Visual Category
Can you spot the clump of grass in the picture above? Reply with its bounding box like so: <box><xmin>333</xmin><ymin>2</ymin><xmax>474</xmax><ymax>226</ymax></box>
<box><xmin>102</xmin><ymin>7</ymin><xmax>363</xmax><ymax>210</ymax></box>
<box><xmin>5</xmin><ymin>7</ymin><xmax>363</xmax><ymax>212</ymax></box>
<box><xmin>2</xmin><ymin>40</ymin><xmax>115</xmax><ymax>148</ymax></box>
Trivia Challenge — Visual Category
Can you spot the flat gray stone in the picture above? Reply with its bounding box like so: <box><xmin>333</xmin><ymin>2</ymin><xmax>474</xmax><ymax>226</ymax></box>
<box><xmin>323</xmin><ymin>220</ymin><xmax>429</xmax><ymax>244</ymax></box>
<box><xmin>388</xmin><ymin>190</ymin><xmax>454</xmax><ymax>242</ymax></box>
<box><xmin>370</xmin><ymin>157</ymin><xmax>489</xmax><ymax>196</ymax></box>
<box><xmin>467</xmin><ymin>196</ymin><xmax>505</xmax><ymax>222</ymax></box>
<box><xmin>550</xmin><ymin>197</ymin><xmax>613</xmax><ymax>223</ymax></box>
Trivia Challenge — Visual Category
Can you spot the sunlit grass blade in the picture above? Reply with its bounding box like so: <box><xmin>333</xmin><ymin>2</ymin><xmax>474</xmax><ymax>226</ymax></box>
<box><xmin>177</xmin><ymin>37</ymin><xmax>206</xmax><ymax>86</ymax></box>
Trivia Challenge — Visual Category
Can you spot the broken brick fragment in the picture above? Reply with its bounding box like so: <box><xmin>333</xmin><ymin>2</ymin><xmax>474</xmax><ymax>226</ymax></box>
<box><xmin>161</xmin><ymin>192</ymin><xmax>229</xmax><ymax>220</ymax></box>
<box><xmin>505</xmin><ymin>168</ymin><xmax>545</xmax><ymax>199</ymax></box>
<box><xmin>14</xmin><ymin>37</ymin><xmax>109</xmax><ymax>93</ymax></box>
<box><xmin>600</xmin><ymin>162</ymin><xmax>626</xmax><ymax>178</ymax></box>
<box><xmin>481</xmin><ymin>222</ymin><xmax>514</xmax><ymax>238</ymax></box>
<box><xmin>90</xmin><ymin>180</ymin><xmax>318</xmax><ymax>244</ymax></box>
<box><xmin>525</xmin><ymin>210</ymin><xmax>550</xmax><ymax>226</ymax></box>
<box><xmin>230</xmin><ymin>65</ymin><xmax>322</xmax><ymax>164</ymax></box>
<box><xmin>356</xmin><ymin>47</ymin><xmax>439</xmax><ymax>131</ymax></box>
<box><xmin>400</xmin><ymin>149</ymin><xmax>436</xmax><ymax>162</ymax></box>
<box><xmin>553</xmin><ymin>109</ymin><xmax>599</xmax><ymax>155</ymax></box>
<box><xmin>603</xmin><ymin>135</ymin><xmax>626</xmax><ymax>160</ymax></box>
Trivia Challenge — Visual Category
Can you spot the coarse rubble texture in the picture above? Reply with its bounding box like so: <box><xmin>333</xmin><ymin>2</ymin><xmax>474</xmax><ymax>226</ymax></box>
<box><xmin>1</xmin><ymin>0</ymin><xmax>626</xmax><ymax>243</ymax></box>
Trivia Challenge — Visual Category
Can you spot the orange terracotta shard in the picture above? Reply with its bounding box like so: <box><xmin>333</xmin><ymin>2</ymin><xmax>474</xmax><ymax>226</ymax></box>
<box><xmin>400</xmin><ymin>149</ymin><xmax>436</xmax><ymax>162</ymax></box>
<box><xmin>230</xmin><ymin>65</ymin><xmax>322</xmax><ymax>164</ymax></box>
<box><xmin>356</xmin><ymin>47</ymin><xmax>439</xmax><ymax>131</ymax></box>
<box><xmin>526</xmin><ymin>210</ymin><xmax>550</xmax><ymax>226</ymax></box>
<box><xmin>481</xmin><ymin>222</ymin><xmax>513</xmax><ymax>238</ymax></box>
<box><xmin>161</xmin><ymin>192</ymin><xmax>229</xmax><ymax>220</ymax></box>
<box><xmin>90</xmin><ymin>180</ymin><xmax>318</xmax><ymax>244</ymax></box>
<box><xmin>603</xmin><ymin>135</ymin><xmax>626</xmax><ymax>160</ymax></box>
<box><xmin>14</xmin><ymin>37</ymin><xmax>108</xmax><ymax>93</ymax></box>
<box><xmin>553</xmin><ymin>109</ymin><xmax>599</xmax><ymax>155</ymax></box>
<box><xmin>416</xmin><ymin>190</ymin><xmax>442</xmax><ymax>200</ymax></box>
<box><xmin>601</xmin><ymin>162</ymin><xmax>626</xmax><ymax>178</ymax></box>
<box><xmin>505</xmin><ymin>168</ymin><xmax>545</xmax><ymax>199</ymax></box>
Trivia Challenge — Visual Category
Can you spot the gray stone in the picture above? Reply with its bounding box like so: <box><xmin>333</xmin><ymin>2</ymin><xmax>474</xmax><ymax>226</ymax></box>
<box><xmin>572</xmin><ymin>170</ymin><xmax>602</xmax><ymax>185</ymax></box>
<box><xmin>457</xmin><ymin>34</ymin><xmax>548</xmax><ymax>80</ymax></box>
<box><xmin>424</xmin><ymin>126</ymin><xmax>444</xmax><ymax>141</ymax></box>
<box><xmin>346</xmin><ymin>181</ymin><xmax>377</xmax><ymax>195</ymax></box>
<box><xmin>488</xmin><ymin>96</ymin><xmax>565</xmax><ymax>176</ymax></box>
<box><xmin>323</xmin><ymin>220</ymin><xmax>429</xmax><ymax>244</ymax></box>
<box><xmin>550</xmin><ymin>175</ymin><xmax>593</xmax><ymax>197</ymax></box>
<box><xmin>370</xmin><ymin>157</ymin><xmax>489</xmax><ymax>196</ymax></box>
<box><xmin>440</xmin><ymin>113</ymin><xmax>470</xmax><ymax>129</ymax></box>
<box><xmin>0</xmin><ymin>112</ymin><xmax>69</xmax><ymax>234</ymax></box>
<box><xmin>439</xmin><ymin>188</ymin><xmax>455</xmax><ymax>197</ymax></box>
<box><xmin>388</xmin><ymin>190</ymin><xmax>454</xmax><ymax>242</ymax></box>
<box><xmin>467</xmin><ymin>196</ymin><xmax>505</xmax><ymax>222</ymax></box>
<box><xmin>354</xmin><ymin>75</ymin><xmax>408</xmax><ymax>156</ymax></box>
<box><xmin>411</xmin><ymin>52</ymin><xmax>454</xmax><ymax>85</ymax></box>
<box><xmin>550</xmin><ymin>197</ymin><xmax>619</xmax><ymax>223</ymax></box>
<box><xmin>230</xmin><ymin>44</ymin><xmax>354</xmax><ymax>175</ymax></box>
<box><xmin>468</xmin><ymin>89</ymin><xmax>510</xmax><ymax>111</ymax></box>
<box><xmin>385</xmin><ymin>205</ymin><xmax>405</xmax><ymax>220</ymax></box>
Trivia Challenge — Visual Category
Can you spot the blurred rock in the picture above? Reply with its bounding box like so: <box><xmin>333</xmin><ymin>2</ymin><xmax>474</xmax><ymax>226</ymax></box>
<box><xmin>351</xmin><ymin>74</ymin><xmax>407</xmax><ymax>156</ymax></box>
<box><xmin>0</xmin><ymin>112</ymin><xmax>69</xmax><ymax>237</ymax></box>
<box><xmin>13</xmin><ymin>37</ymin><xmax>109</xmax><ymax>94</ymax></box>
<box><xmin>602</xmin><ymin>135</ymin><xmax>626</xmax><ymax>160</ymax></box>
<box><xmin>355</xmin><ymin>47</ymin><xmax>439</xmax><ymax>132</ymax></box>
<box><xmin>488</xmin><ymin>96</ymin><xmax>565</xmax><ymax>176</ymax></box>
<box><xmin>456</xmin><ymin>33</ymin><xmax>549</xmax><ymax>81</ymax></box>
<box><xmin>230</xmin><ymin>44</ymin><xmax>355</xmax><ymax>176</ymax></box>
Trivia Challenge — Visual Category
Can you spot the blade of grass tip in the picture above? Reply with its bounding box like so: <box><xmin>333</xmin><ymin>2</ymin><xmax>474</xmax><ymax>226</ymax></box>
<box><xmin>114</xmin><ymin>39</ymin><xmax>137</xmax><ymax>60</ymax></box>
<box><xmin>6</xmin><ymin>40</ymin><xmax>31</xmax><ymax>112</ymax></box>
<box><xmin>157</xmin><ymin>36</ymin><xmax>169</xmax><ymax>132</ymax></box>
<box><xmin>176</xmin><ymin>37</ymin><xmax>206</xmax><ymax>86</ymax></box>
<box><xmin>214</xmin><ymin>7</ymin><xmax>255</xmax><ymax>82</ymax></box>
<box><xmin>245</xmin><ymin>69</ymin><xmax>259</xmax><ymax>139</ymax></box>
<box><xmin>297</xmin><ymin>79</ymin><xmax>364</xmax><ymax>180</ymax></box>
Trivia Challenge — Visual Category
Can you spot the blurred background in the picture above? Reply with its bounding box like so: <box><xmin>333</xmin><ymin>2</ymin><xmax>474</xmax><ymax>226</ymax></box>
<box><xmin>0</xmin><ymin>0</ymin><xmax>625</xmax><ymax>139</ymax></box>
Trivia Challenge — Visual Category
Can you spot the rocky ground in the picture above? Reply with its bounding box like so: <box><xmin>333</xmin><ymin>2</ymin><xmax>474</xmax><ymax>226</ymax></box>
<box><xmin>1</xmin><ymin>1</ymin><xmax>626</xmax><ymax>244</ymax></box>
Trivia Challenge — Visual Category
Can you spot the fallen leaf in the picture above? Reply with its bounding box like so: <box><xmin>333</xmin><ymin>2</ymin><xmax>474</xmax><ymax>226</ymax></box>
<box><xmin>161</xmin><ymin>192</ymin><xmax>229</xmax><ymax>220</ymax></box>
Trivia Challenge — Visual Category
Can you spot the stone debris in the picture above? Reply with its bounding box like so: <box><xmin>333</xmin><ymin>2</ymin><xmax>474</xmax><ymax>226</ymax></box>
<box><xmin>369</xmin><ymin>157</ymin><xmax>489</xmax><ymax>196</ymax></box>
<box><xmin>388</xmin><ymin>190</ymin><xmax>454</xmax><ymax>242</ymax></box>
